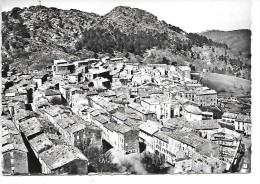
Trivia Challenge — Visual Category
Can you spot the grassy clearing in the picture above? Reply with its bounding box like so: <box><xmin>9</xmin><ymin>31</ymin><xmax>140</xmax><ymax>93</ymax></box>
<box><xmin>200</xmin><ymin>72</ymin><xmax>251</xmax><ymax>97</ymax></box>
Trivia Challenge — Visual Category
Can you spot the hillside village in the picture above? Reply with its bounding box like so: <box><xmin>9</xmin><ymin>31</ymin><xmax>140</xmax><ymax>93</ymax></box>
<box><xmin>1</xmin><ymin>56</ymin><xmax>251</xmax><ymax>175</ymax></box>
<box><xmin>2</xmin><ymin>6</ymin><xmax>251</xmax><ymax>81</ymax></box>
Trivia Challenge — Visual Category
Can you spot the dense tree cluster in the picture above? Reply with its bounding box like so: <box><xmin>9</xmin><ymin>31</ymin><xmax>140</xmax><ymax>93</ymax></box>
<box><xmin>141</xmin><ymin>152</ymin><xmax>170</xmax><ymax>174</ymax></box>
<box><xmin>215</xmin><ymin>53</ymin><xmax>251</xmax><ymax>79</ymax></box>
<box><xmin>2</xmin><ymin>9</ymin><xmax>30</xmax><ymax>40</ymax></box>
<box><xmin>1</xmin><ymin>6</ymin><xmax>250</xmax><ymax>80</ymax></box>
<box><xmin>50</xmin><ymin>97</ymin><xmax>67</xmax><ymax>106</ymax></box>
<box><xmin>67</xmin><ymin>160</ymin><xmax>89</xmax><ymax>175</ymax></box>
<box><xmin>189</xmin><ymin>64</ymin><xmax>196</xmax><ymax>71</ymax></box>
<box><xmin>168</xmin><ymin>24</ymin><xmax>184</xmax><ymax>34</ymax></box>
<box><xmin>10</xmin><ymin>7</ymin><xmax>22</xmax><ymax>19</ymax></box>
<box><xmin>2</xmin><ymin>8</ymin><xmax>30</xmax><ymax>53</ymax></box>
<box><xmin>79</xmin><ymin>146</ymin><xmax>120</xmax><ymax>173</ymax></box>
<box><xmin>75</xmin><ymin>27</ymin><xmax>168</xmax><ymax>55</ymax></box>
<box><xmin>187</xmin><ymin>33</ymin><xmax>228</xmax><ymax>49</ymax></box>
<box><xmin>212</xmin><ymin>66</ymin><xmax>232</xmax><ymax>75</ymax></box>
<box><xmin>162</xmin><ymin>21</ymin><xmax>184</xmax><ymax>34</ymax></box>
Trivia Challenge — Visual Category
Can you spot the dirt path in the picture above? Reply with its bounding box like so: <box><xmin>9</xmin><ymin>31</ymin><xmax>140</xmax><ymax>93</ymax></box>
<box><xmin>142</xmin><ymin>49</ymin><xmax>152</xmax><ymax>63</ymax></box>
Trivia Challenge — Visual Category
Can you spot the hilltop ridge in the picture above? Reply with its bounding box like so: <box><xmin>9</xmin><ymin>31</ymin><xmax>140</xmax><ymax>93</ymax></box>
<box><xmin>200</xmin><ymin>29</ymin><xmax>251</xmax><ymax>54</ymax></box>
<box><xmin>1</xmin><ymin>5</ymin><xmax>251</xmax><ymax>79</ymax></box>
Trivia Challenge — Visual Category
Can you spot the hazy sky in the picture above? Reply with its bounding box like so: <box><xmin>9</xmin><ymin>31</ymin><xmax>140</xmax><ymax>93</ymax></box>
<box><xmin>1</xmin><ymin>0</ymin><xmax>251</xmax><ymax>33</ymax></box>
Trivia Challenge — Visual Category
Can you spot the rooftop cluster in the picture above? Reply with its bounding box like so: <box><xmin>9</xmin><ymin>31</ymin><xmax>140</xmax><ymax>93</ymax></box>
<box><xmin>1</xmin><ymin>56</ymin><xmax>250</xmax><ymax>175</ymax></box>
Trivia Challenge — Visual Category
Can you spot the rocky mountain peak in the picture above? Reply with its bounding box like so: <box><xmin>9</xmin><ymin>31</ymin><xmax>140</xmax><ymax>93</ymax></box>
<box><xmin>1</xmin><ymin>5</ymin><xmax>251</xmax><ymax>80</ymax></box>
<box><xmin>105</xmin><ymin>6</ymin><xmax>158</xmax><ymax>24</ymax></box>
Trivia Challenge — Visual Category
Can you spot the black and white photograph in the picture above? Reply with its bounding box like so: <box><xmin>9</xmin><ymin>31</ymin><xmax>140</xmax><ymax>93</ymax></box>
<box><xmin>0</xmin><ymin>0</ymin><xmax>259</xmax><ymax>181</ymax></box>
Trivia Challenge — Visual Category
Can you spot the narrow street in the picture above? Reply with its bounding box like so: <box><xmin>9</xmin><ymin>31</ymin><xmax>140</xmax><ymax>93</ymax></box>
<box><xmin>239</xmin><ymin>137</ymin><xmax>251</xmax><ymax>173</ymax></box>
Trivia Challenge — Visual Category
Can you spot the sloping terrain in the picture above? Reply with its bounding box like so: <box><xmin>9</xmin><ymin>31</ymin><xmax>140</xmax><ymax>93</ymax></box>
<box><xmin>1</xmin><ymin>6</ymin><xmax>100</xmax><ymax>72</ymax></box>
<box><xmin>1</xmin><ymin>5</ymin><xmax>251</xmax><ymax>79</ymax></box>
<box><xmin>200</xmin><ymin>72</ymin><xmax>251</xmax><ymax>97</ymax></box>
<box><xmin>200</xmin><ymin>29</ymin><xmax>251</xmax><ymax>54</ymax></box>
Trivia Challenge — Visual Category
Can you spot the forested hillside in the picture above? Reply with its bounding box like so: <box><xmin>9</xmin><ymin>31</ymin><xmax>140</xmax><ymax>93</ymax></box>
<box><xmin>201</xmin><ymin>29</ymin><xmax>251</xmax><ymax>54</ymax></box>
<box><xmin>1</xmin><ymin>5</ymin><xmax>251</xmax><ymax>79</ymax></box>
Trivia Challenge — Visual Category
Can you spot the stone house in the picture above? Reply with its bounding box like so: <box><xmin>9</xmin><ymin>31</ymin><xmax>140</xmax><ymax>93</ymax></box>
<box><xmin>18</xmin><ymin>117</ymin><xmax>44</xmax><ymax>140</ymax></box>
<box><xmin>132</xmin><ymin>72</ymin><xmax>152</xmax><ymax>86</ymax></box>
<box><xmin>33</xmin><ymin>73</ymin><xmax>48</xmax><ymax>88</ymax></box>
<box><xmin>219</xmin><ymin>112</ymin><xmax>238</xmax><ymax>130</ymax></box>
<box><xmin>88</xmin><ymin>77</ymin><xmax>111</xmax><ymax>89</ymax></box>
<box><xmin>92</xmin><ymin>114</ymin><xmax>109</xmax><ymax>132</ymax></box>
<box><xmin>153</xmin><ymin>131</ymin><xmax>172</xmax><ymax>163</ymax></box>
<box><xmin>86</xmin><ymin>67</ymin><xmax>111</xmax><ymax>82</ymax></box>
<box><xmin>102</xmin><ymin>122</ymin><xmax>139</xmax><ymax>154</ymax></box>
<box><xmin>111</xmin><ymin>111</ymin><xmax>128</xmax><ymax>125</ymax></box>
<box><xmin>184</xmin><ymin>105</ymin><xmax>203</xmax><ymax>121</ymax></box>
<box><xmin>68</xmin><ymin>73</ymin><xmax>83</xmax><ymax>83</ymax></box>
<box><xmin>165</xmin><ymin>131</ymin><xmax>212</xmax><ymax>159</ymax></box>
<box><xmin>39</xmin><ymin>145</ymin><xmax>88</xmax><ymax>174</ymax></box>
<box><xmin>210</xmin><ymin>128</ymin><xmax>242</xmax><ymax>170</ymax></box>
<box><xmin>176</xmin><ymin>66</ymin><xmax>191</xmax><ymax>80</ymax></box>
<box><xmin>44</xmin><ymin>89</ymin><xmax>62</xmax><ymax>102</ymax></box>
<box><xmin>235</xmin><ymin>114</ymin><xmax>251</xmax><ymax>135</ymax></box>
<box><xmin>170</xmin><ymin>101</ymin><xmax>181</xmax><ymax>118</ymax></box>
<box><xmin>139</xmin><ymin>120</ymin><xmax>163</xmax><ymax>153</ymax></box>
<box><xmin>196</xmin><ymin>89</ymin><xmax>217</xmax><ymax>107</ymax></box>
<box><xmin>52</xmin><ymin>60</ymin><xmax>75</xmax><ymax>77</ymax></box>
<box><xmin>2</xmin><ymin>119</ymin><xmax>29</xmax><ymax>175</ymax></box>
<box><xmin>141</xmin><ymin>95</ymin><xmax>171</xmax><ymax>120</ymax></box>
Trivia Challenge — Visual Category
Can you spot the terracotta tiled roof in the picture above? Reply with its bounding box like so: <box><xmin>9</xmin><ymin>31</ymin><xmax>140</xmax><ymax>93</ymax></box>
<box><xmin>139</xmin><ymin>120</ymin><xmax>162</xmax><ymax>135</ymax></box>
<box><xmin>39</xmin><ymin>145</ymin><xmax>87</xmax><ymax>170</ymax></box>
<box><xmin>185</xmin><ymin>105</ymin><xmax>202</xmax><ymax>115</ymax></box>
<box><xmin>222</xmin><ymin>112</ymin><xmax>238</xmax><ymax>119</ymax></box>
<box><xmin>236</xmin><ymin>114</ymin><xmax>251</xmax><ymax>123</ymax></box>
<box><xmin>29</xmin><ymin>133</ymin><xmax>53</xmax><ymax>153</ymax></box>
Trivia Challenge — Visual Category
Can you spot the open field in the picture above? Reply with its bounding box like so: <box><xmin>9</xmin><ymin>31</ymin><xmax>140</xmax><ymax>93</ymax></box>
<box><xmin>200</xmin><ymin>72</ymin><xmax>251</xmax><ymax>97</ymax></box>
